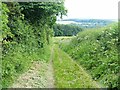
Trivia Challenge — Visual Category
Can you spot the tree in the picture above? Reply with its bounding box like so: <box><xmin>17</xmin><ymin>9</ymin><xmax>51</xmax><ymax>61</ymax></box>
<box><xmin>53</xmin><ymin>24</ymin><xmax>83</xmax><ymax>36</ymax></box>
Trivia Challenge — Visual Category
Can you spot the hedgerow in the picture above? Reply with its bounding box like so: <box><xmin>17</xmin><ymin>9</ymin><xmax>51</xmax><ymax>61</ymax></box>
<box><xmin>60</xmin><ymin>23</ymin><xmax>119</xmax><ymax>88</ymax></box>
<box><xmin>1</xmin><ymin>2</ymin><xmax>66</xmax><ymax>88</ymax></box>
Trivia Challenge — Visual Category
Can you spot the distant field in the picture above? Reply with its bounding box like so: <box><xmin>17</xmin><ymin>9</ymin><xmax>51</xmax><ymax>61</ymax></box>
<box><xmin>53</xmin><ymin>36</ymin><xmax>73</xmax><ymax>44</ymax></box>
<box><xmin>54</xmin><ymin>36</ymin><xmax>73</xmax><ymax>40</ymax></box>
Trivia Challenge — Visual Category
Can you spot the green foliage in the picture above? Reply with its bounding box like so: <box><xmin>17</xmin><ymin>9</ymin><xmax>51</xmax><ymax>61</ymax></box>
<box><xmin>1</xmin><ymin>3</ymin><xmax>10</xmax><ymax>39</ymax></box>
<box><xmin>60</xmin><ymin>23</ymin><xmax>119</xmax><ymax>88</ymax></box>
<box><xmin>2</xmin><ymin>1</ymin><xmax>66</xmax><ymax>88</ymax></box>
<box><xmin>19</xmin><ymin>2</ymin><xmax>67</xmax><ymax>25</ymax></box>
<box><xmin>1</xmin><ymin>3</ymin><xmax>14</xmax><ymax>55</ymax></box>
<box><xmin>53</xmin><ymin>24</ymin><xmax>83</xmax><ymax>36</ymax></box>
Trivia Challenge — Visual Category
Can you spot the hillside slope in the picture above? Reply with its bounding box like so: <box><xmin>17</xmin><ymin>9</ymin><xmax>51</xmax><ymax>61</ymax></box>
<box><xmin>60</xmin><ymin>23</ymin><xmax>119</xmax><ymax>88</ymax></box>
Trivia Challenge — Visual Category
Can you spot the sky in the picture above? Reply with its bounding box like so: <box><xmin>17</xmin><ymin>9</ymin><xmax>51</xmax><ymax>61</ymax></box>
<box><xmin>63</xmin><ymin>0</ymin><xmax>119</xmax><ymax>19</ymax></box>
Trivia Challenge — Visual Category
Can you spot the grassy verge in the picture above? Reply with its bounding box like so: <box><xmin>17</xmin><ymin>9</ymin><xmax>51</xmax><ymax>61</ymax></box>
<box><xmin>53</xmin><ymin>44</ymin><xmax>100</xmax><ymax>88</ymax></box>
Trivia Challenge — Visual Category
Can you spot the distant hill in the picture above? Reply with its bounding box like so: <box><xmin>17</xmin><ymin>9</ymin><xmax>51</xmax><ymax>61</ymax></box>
<box><xmin>57</xmin><ymin>19</ymin><xmax>115</xmax><ymax>28</ymax></box>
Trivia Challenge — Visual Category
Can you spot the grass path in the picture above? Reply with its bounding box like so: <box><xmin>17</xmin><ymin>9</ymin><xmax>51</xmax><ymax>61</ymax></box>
<box><xmin>11</xmin><ymin>38</ymin><xmax>101</xmax><ymax>88</ymax></box>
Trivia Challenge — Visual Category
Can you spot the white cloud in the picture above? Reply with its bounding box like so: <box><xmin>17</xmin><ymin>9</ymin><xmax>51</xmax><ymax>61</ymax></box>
<box><xmin>63</xmin><ymin>0</ymin><xmax>119</xmax><ymax>19</ymax></box>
